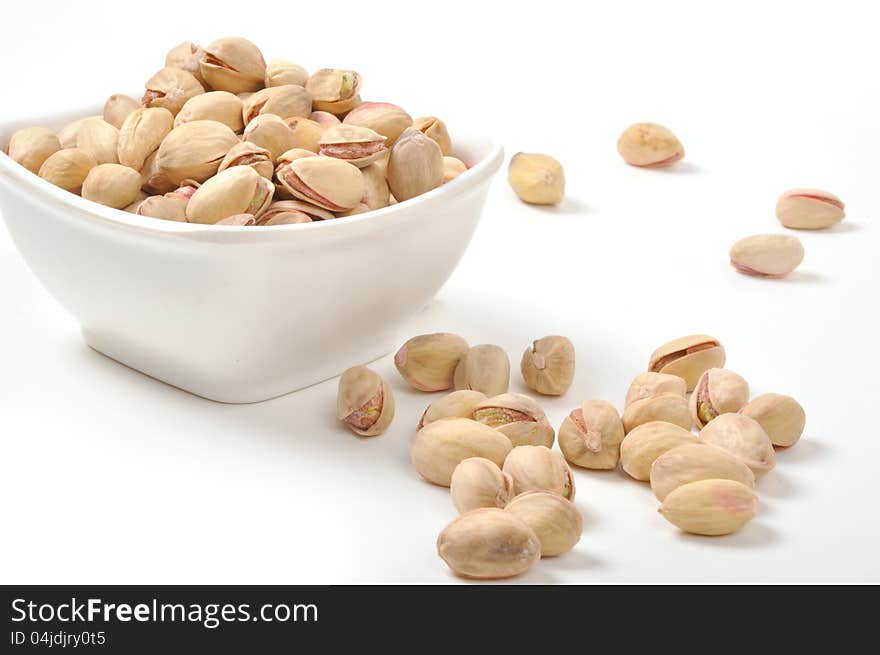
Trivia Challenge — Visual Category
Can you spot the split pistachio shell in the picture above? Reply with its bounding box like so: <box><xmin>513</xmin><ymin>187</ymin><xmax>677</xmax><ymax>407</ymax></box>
<box><xmin>76</xmin><ymin>118</ymin><xmax>120</xmax><ymax>165</ymax></box>
<box><xmin>218</xmin><ymin>141</ymin><xmax>274</xmax><ymax>179</ymax></box>
<box><xmin>185</xmin><ymin>165</ymin><xmax>273</xmax><ymax>224</ymax></box>
<box><xmin>258</xmin><ymin>199</ymin><xmax>333</xmax><ymax>223</ymax></box>
<box><xmin>117</xmin><ymin>107</ymin><xmax>174</xmax><ymax>171</ymax></box>
<box><xmin>273</xmin><ymin>149</ymin><xmax>318</xmax><ymax>194</ymax></box>
<box><xmin>739</xmin><ymin>393</ymin><xmax>806</xmax><ymax>448</ymax></box>
<box><xmin>7</xmin><ymin>127</ymin><xmax>60</xmax><ymax>174</ymax></box>
<box><xmin>505</xmin><ymin>490</ymin><xmax>582</xmax><ymax>557</ymax></box>
<box><xmin>58</xmin><ymin>116</ymin><xmax>100</xmax><ymax>150</ymax></box>
<box><xmin>336</xmin><ymin>365</ymin><xmax>395</xmax><ymax>437</ymax></box>
<box><xmin>617</xmin><ymin>122</ymin><xmax>684</xmax><ymax>167</ymax></box>
<box><xmin>135</xmin><ymin>195</ymin><xmax>188</xmax><ymax>222</ymax></box>
<box><xmin>243</xmin><ymin>114</ymin><xmax>296</xmax><ymax>161</ymax></box>
<box><xmin>200</xmin><ymin>37</ymin><xmax>266</xmax><ymax>94</ymax></box>
<box><xmin>776</xmin><ymin>188</ymin><xmax>845</xmax><ymax>230</ymax></box>
<box><xmin>165</xmin><ymin>41</ymin><xmax>206</xmax><ymax>86</ymax></box>
<box><xmin>649</xmin><ymin>335</ymin><xmax>726</xmax><ymax>391</ymax></box>
<box><xmin>343</xmin><ymin>102</ymin><xmax>412</xmax><ymax>147</ymax></box>
<box><xmin>360</xmin><ymin>163</ymin><xmax>391</xmax><ymax>209</ymax></box>
<box><xmin>502</xmin><ymin>445</ymin><xmax>575</xmax><ymax>500</ymax></box>
<box><xmin>437</xmin><ymin>508</ymin><xmax>540</xmax><ymax>579</ymax></box>
<box><xmin>285</xmin><ymin>117</ymin><xmax>325</xmax><ymax>153</ymax></box>
<box><xmin>690</xmin><ymin>368</ymin><xmax>749</xmax><ymax>429</ymax></box>
<box><xmin>157</xmin><ymin>120</ymin><xmax>239</xmax><ymax>184</ymax></box>
<box><xmin>174</xmin><ymin>91</ymin><xmax>244</xmax><ymax>132</ymax></box>
<box><xmin>659</xmin><ymin>479</ymin><xmax>757</xmax><ymax>536</ymax></box>
<box><xmin>276</xmin><ymin>155</ymin><xmax>364</xmax><ymax>211</ymax></box>
<box><xmin>520</xmin><ymin>335</ymin><xmax>575</xmax><ymax>396</ymax></box>
<box><xmin>698</xmin><ymin>413</ymin><xmax>776</xmax><ymax>476</ymax></box>
<box><xmin>386</xmin><ymin>127</ymin><xmax>444</xmax><ymax>202</ymax></box>
<box><xmin>418</xmin><ymin>390</ymin><xmax>488</xmax><ymax>430</ymax></box>
<box><xmin>394</xmin><ymin>332</ymin><xmax>469</xmax><ymax>391</ymax></box>
<box><xmin>558</xmin><ymin>400</ymin><xmax>625</xmax><ymax>470</ymax></box>
<box><xmin>450</xmin><ymin>457</ymin><xmax>515</xmax><ymax>513</ymax></box>
<box><xmin>103</xmin><ymin>94</ymin><xmax>141</xmax><ymax>129</ymax></box>
<box><xmin>265</xmin><ymin>59</ymin><xmax>309</xmax><ymax>88</ymax></box>
<box><xmin>730</xmin><ymin>234</ymin><xmax>804</xmax><ymax>278</ymax></box>
<box><xmin>216</xmin><ymin>213</ymin><xmax>256</xmax><ymax>226</ymax></box>
<box><xmin>622</xmin><ymin>392</ymin><xmax>691</xmax><ymax>433</ymax></box>
<box><xmin>453</xmin><ymin>344</ymin><xmax>511</xmax><ymax>397</ymax></box>
<box><xmin>443</xmin><ymin>156</ymin><xmax>467</xmax><ymax>183</ymax></box>
<box><xmin>260</xmin><ymin>209</ymin><xmax>312</xmax><ymax>225</ymax></box>
<box><xmin>142</xmin><ymin>67</ymin><xmax>205</xmax><ymax>116</ymax></box>
<box><xmin>473</xmin><ymin>393</ymin><xmax>555</xmax><ymax>448</ymax></box>
<box><xmin>38</xmin><ymin>148</ymin><xmax>97</xmax><ymax>193</ymax></box>
<box><xmin>508</xmin><ymin>153</ymin><xmax>565</xmax><ymax>205</ymax></box>
<box><xmin>310</xmin><ymin>111</ymin><xmax>341</xmax><ymax>127</ymax></box>
<box><xmin>306</xmin><ymin>68</ymin><xmax>362</xmax><ymax>114</ymax></box>
<box><xmin>319</xmin><ymin>124</ymin><xmax>387</xmax><ymax>167</ymax></box>
<box><xmin>625</xmin><ymin>372</ymin><xmax>687</xmax><ymax>408</ymax></box>
<box><xmin>411</xmin><ymin>418</ymin><xmax>513</xmax><ymax>487</ymax></box>
<box><xmin>619</xmin><ymin>420</ymin><xmax>699</xmax><ymax>481</ymax></box>
<box><xmin>412</xmin><ymin>116</ymin><xmax>452</xmax><ymax>155</ymax></box>
<box><xmin>140</xmin><ymin>150</ymin><xmax>177</xmax><ymax>195</ymax></box>
<box><xmin>242</xmin><ymin>84</ymin><xmax>311</xmax><ymax>123</ymax></box>
<box><xmin>81</xmin><ymin>163</ymin><xmax>143</xmax><ymax>209</ymax></box>
<box><xmin>650</xmin><ymin>443</ymin><xmax>756</xmax><ymax>501</ymax></box>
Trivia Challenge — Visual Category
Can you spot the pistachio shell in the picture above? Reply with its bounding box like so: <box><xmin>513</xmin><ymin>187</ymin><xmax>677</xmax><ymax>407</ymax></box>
<box><xmin>730</xmin><ymin>234</ymin><xmax>804</xmax><ymax>278</ymax></box>
<box><xmin>135</xmin><ymin>195</ymin><xmax>188</xmax><ymax>222</ymax></box>
<box><xmin>343</xmin><ymin>102</ymin><xmax>412</xmax><ymax>147</ymax></box>
<box><xmin>200</xmin><ymin>37</ymin><xmax>266</xmax><ymax>94</ymax></box>
<box><xmin>360</xmin><ymin>162</ymin><xmax>391</xmax><ymax>209</ymax></box>
<box><xmin>625</xmin><ymin>372</ymin><xmax>687</xmax><ymax>408</ymax></box>
<box><xmin>659</xmin><ymin>479</ymin><xmax>757</xmax><ymax>536</ymax></box>
<box><xmin>520</xmin><ymin>335</ymin><xmax>575</xmax><ymax>396</ymax></box>
<box><xmin>218</xmin><ymin>141</ymin><xmax>274</xmax><ymax>180</ymax></box>
<box><xmin>505</xmin><ymin>490</ymin><xmax>582</xmax><ymax>557</ymax></box>
<box><xmin>58</xmin><ymin>116</ymin><xmax>101</xmax><ymax>150</ymax></box>
<box><xmin>319</xmin><ymin>124</ymin><xmax>387</xmax><ymax>167</ymax></box>
<box><xmin>698</xmin><ymin>413</ymin><xmax>776</xmax><ymax>476</ymax></box>
<box><xmin>243</xmin><ymin>114</ymin><xmax>296</xmax><ymax>161</ymax></box>
<box><xmin>619</xmin><ymin>420</ymin><xmax>699</xmax><ymax>481</ymax></box>
<box><xmin>739</xmin><ymin>393</ymin><xmax>806</xmax><ymax>448</ymax></box>
<box><xmin>394</xmin><ymin>332</ymin><xmax>469</xmax><ymax>391</ymax></box>
<box><xmin>418</xmin><ymin>390</ymin><xmax>488</xmax><ymax>430</ymax></box>
<box><xmin>265</xmin><ymin>59</ymin><xmax>309</xmax><ymax>88</ymax></box>
<box><xmin>412</xmin><ymin>116</ymin><xmax>452</xmax><ymax>155</ymax></box>
<box><xmin>185</xmin><ymin>165</ymin><xmax>274</xmax><ymax>224</ymax></box>
<box><xmin>81</xmin><ymin>163</ymin><xmax>142</xmax><ymax>209</ymax></box>
<box><xmin>689</xmin><ymin>368</ymin><xmax>750</xmax><ymax>429</ymax></box>
<box><xmin>442</xmin><ymin>156</ymin><xmax>467</xmax><ymax>183</ymax></box>
<box><xmin>281</xmin><ymin>117</ymin><xmax>324</xmax><ymax>153</ymax></box>
<box><xmin>157</xmin><ymin>120</ymin><xmax>239</xmax><ymax>184</ymax></box>
<box><xmin>103</xmin><ymin>94</ymin><xmax>141</xmax><ymax>129</ymax></box>
<box><xmin>622</xmin><ymin>392</ymin><xmax>692</xmax><ymax>433</ymax></box>
<box><xmin>215</xmin><ymin>213</ymin><xmax>256</xmax><ymax>226</ymax></box>
<box><xmin>38</xmin><ymin>148</ymin><xmax>96</xmax><ymax>193</ymax></box>
<box><xmin>617</xmin><ymin>122</ymin><xmax>684</xmax><ymax>167</ymax></box>
<box><xmin>7</xmin><ymin>127</ymin><xmax>61</xmax><ymax>174</ymax></box>
<box><xmin>166</xmin><ymin>41</ymin><xmax>207</xmax><ymax>86</ymax></box>
<box><xmin>306</xmin><ymin>69</ymin><xmax>362</xmax><ymax>114</ymax></box>
<box><xmin>387</xmin><ymin>127</ymin><xmax>444</xmax><ymax>201</ymax></box>
<box><xmin>257</xmin><ymin>199</ymin><xmax>333</xmax><ymax>223</ymax></box>
<box><xmin>117</xmin><ymin>107</ymin><xmax>174</xmax><ymax>171</ymax></box>
<box><xmin>508</xmin><ymin>153</ymin><xmax>565</xmax><ymax>205</ymax></box>
<box><xmin>450</xmin><ymin>457</ymin><xmax>515</xmax><ymax>513</ymax></box>
<box><xmin>473</xmin><ymin>393</ymin><xmax>555</xmax><ymax>448</ymax></box>
<box><xmin>336</xmin><ymin>365</ymin><xmax>395</xmax><ymax>437</ymax></box>
<box><xmin>558</xmin><ymin>400</ymin><xmax>624</xmax><ymax>470</ymax></box>
<box><xmin>140</xmin><ymin>150</ymin><xmax>177</xmax><ymax>195</ymax></box>
<box><xmin>453</xmin><ymin>344</ymin><xmax>511</xmax><ymax>397</ymax></box>
<box><xmin>411</xmin><ymin>418</ymin><xmax>513</xmax><ymax>487</ymax></box>
<box><xmin>648</xmin><ymin>335</ymin><xmax>726</xmax><ymax>391</ymax></box>
<box><xmin>502</xmin><ymin>445</ymin><xmax>575</xmax><ymax>500</ymax></box>
<box><xmin>76</xmin><ymin>118</ymin><xmax>119</xmax><ymax>165</ymax></box>
<box><xmin>260</xmin><ymin>210</ymin><xmax>312</xmax><ymax>225</ymax></box>
<box><xmin>309</xmin><ymin>111</ymin><xmax>340</xmax><ymax>127</ymax></box>
<box><xmin>242</xmin><ymin>85</ymin><xmax>311</xmax><ymax>124</ymax></box>
<box><xmin>650</xmin><ymin>443</ymin><xmax>756</xmax><ymax>501</ymax></box>
<box><xmin>123</xmin><ymin>191</ymin><xmax>149</xmax><ymax>213</ymax></box>
<box><xmin>275</xmin><ymin>156</ymin><xmax>364</xmax><ymax>211</ymax></box>
<box><xmin>776</xmin><ymin>188</ymin><xmax>845</xmax><ymax>230</ymax></box>
<box><xmin>174</xmin><ymin>91</ymin><xmax>244</xmax><ymax>132</ymax></box>
<box><xmin>142</xmin><ymin>67</ymin><xmax>205</xmax><ymax>115</ymax></box>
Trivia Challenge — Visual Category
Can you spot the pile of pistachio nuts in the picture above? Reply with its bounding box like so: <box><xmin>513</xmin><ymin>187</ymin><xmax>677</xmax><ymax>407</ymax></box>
<box><xmin>337</xmin><ymin>331</ymin><xmax>805</xmax><ymax>578</ymax></box>
<box><xmin>4</xmin><ymin>37</ymin><xmax>466</xmax><ymax>225</ymax></box>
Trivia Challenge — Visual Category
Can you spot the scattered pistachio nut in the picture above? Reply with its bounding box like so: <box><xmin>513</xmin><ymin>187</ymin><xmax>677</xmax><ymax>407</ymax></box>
<box><xmin>437</xmin><ymin>508</ymin><xmax>540</xmax><ymax>579</ymax></box>
<box><xmin>730</xmin><ymin>234</ymin><xmax>804</xmax><ymax>278</ymax></box>
<box><xmin>218</xmin><ymin>141</ymin><xmax>274</xmax><ymax>180</ymax></box>
<box><xmin>243</xmin><ymin>114</ymin><xmax>297</xmax><ymax>161</ymax></box>
<box><xmin>698</xmin><ymin>413</ymin><xmax>776</xmax><ymax>476</ymax></box>
<box><xmin>453</xmin><ymin>344</ymin><xmax>511</xmax><ymax>397</ymax></box>
<box><xmin>442</xmin><ymin>156</ymin><xmax>467</xmax><ymax>183</ymax></box>
<box><xmin>103</xmin><ymin>94</ymin><xmax>141</xmax><ymax>129</ymax></box>
<box><xmin>739</xmin><ymin>393</ymin><xmax>806</xmax><ymax>448</ymax></box>
<box><xmin>776</xmin><ymin>188</ymin><xmax>845</xmax><ymax>230</ymax></box>
<box><xmin>242</xmin><ymin>84</ymin><xmax>312</xmax><ymax>124</ymax></box>
<box><xmin>508</xmin><ymin>153</ymin><xmax>565</xmax><ymax>205</ymax></box>
<box><xmin>473</xmin><ymin>393</ymin><xmax>555</xmax><ymax>448</ymax></box>
<box><xmin>386</xmin><ymin>127</ymin><xmax>444</xmax><ymax>202</ymax></box>
<box><xmin>505</xmin><ymin>490</ymin><xmax>583</xmax><ymax>557</ymax></box>
<box><xmin>306</xmin><ymin>68</ymin><xmax>362</xmax><ymax>115</ymax></box>
<box><xmin>450</xmin><ymin>457</ymin><xmax>515</xmax><ymax>514</ymax></box>
<box><xmin>502</xmin><ymin>445</ymin><xmax>575</xmax><ymax>500</ymax></box>
<box><xmin>336</xmin><ymin>365</ymin><xmax>395</xmax><ymax>437</ymax></box>
<box><xmin>520</xmin><ymin>335</ymin><xmax>575</xmax><ymax>396</ymax></box>
<box><xmin>649</xmin><ymin>443</ymin><xmax>756</xmax><ymax>501</ymax></box>
<box><xmin>165</xmin><ymin>41</ymin><xmax>207</xmax><ymax>86</ymax></box>
<box><xmin>558</xmin><ymin>400</ymin><xmax>625</xmax><ymax>470</ymax></box>
<box><xmin>343</xmin><ymin>102</ymin><xmax>412</xmax><ymax>147</ymax></box>
<box><xmin>659</xmin><ymin>479</ymin><xmax>757</xmax><ymax>536</ymax></box>
<box><xmin>76</xmin><ymin>118</ymin><xmax>120</xmax><ymax>165</ymax></box>
<box><xmin>157</xmin><ymin>120</ymin><xmax>239</xmax><ymax>184</ymax></box>
<box><xmin>275</xmin><ymin>155</ymin><xmax>364</xmax><ymax>211</ymax></box>
<box><xmin>81</xmin><ymin>163</ymin><xmax>143</xmax><ymax>209</ymax></box>
<box><xmin>689</xmin><ymin>368</ymin><xmax>749</xmax><ymax>429</ymax></box>
<box><xmin>648</xmin><ymin>335</ymin><xmax>726</xmax><ymax>391</ymax></box>
<box><xmin>38</xmin><ymin>148</ymin><xmax>97</xmax><ymax>193</ymax></box>
<box><xmin>174</xmin><ymin>91</ymin><xmax>245</xmax><ymax>132</ymax></box>
<box><xmin>185</xmin><ymin>164</ymin><xmax>274</xmax><ymax>224</ymax></box>
<box><xmin>625</xmin><ymin>371</ymin><xmax>687</xmax><ymax>408</ymax></box>
<box><xmin>117</xmin><ymin>107</ymin><xmax>174</xmax><ymax>171</ymax></box>
<box><xmin>619</xmin><ymin>420</ymin><xmax>699</xmax><ymax>481</ymax></box>
<box><xmin>142</xmin><ymin>67</ymin><xmax>205</xmax><ymax>116</ymax></box>
<box><xmin>200</xmin><ymin>37</ymin><xmax>266</xmax><ymax>94</ymax></box>
<box><xmin>418</xmin><ymin>390</ymin><xmax>488</xmax><ymax>430</ymax></box>
<box><xmin>394</xmin><ymin>332</ymin><xmax>469</xmax><ymax>392</ymax></box>
<box><xmin>622</xmin><ymin>392</ymin><xmax>692</xmax><ymax>433</ymax></box>
<box><xmin>412</xmin><ymin>116</ymin><xmax>452</xmax><ymax>155</ymax></box>
<box><xmin>265</xmin><ymin>59</ymin><xmax>309</xmax><ymax>88</ymax></box>
<box><xmin>617</xmin><ymin>122</ymin><xmax>684</xmax><ymax>167</ymax></box>
<box><xmin>411</xmin><ymin>418</ymin><xmax>513</xmax><ymax>487</ymax></box>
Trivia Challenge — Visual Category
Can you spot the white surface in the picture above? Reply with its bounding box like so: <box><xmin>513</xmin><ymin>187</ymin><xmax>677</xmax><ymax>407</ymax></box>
<box><xmin>0</xmin><ymin>0</ymin><xmax>877</xmax><ymax>584</ymax></box>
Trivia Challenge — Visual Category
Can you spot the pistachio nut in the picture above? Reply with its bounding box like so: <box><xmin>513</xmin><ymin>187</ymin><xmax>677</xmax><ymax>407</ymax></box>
<box><xmin>200</xmin><ymin>37</ymin><xmax>266</xmax><ymax>94</ymax></box>
<box><xmin>310</xmin><ymin>111</ymin><xmax>341</xmax><ymax>127</ymax></box>
<box><xmin>272</xmin><ymin>149</ymin><xmax>317</xmax><ymax>198</ymax></box>
<box><xmin>167</xmin><ymin>181</ymin><xmax>199</xmax><ymax>202</ymax></box>
<box><xmin>689</xmin><ymin>368</ymin><xmax>749</xmax><ymax>429</ymax></box>
<box><xmin>558</xmin><ymin>400</ymin><xmax>625</xmax><ymax>470</ymax></box>
<box><xmin>360</xmin><ymin>163</ymin><xmax>391</xmax><ymax>209</ymax></box>
<box><xmin>58</xmin><ymin>116</ymin><xmax>100</xmax><ymax>150</ymax></box>
<box><xmin>411</xmin><ymin>418</ymin><xmax>512</xmax><ymax>487</ymax></box>
<box><xmin>730</xmin><ymin>234</ymin><xmax>804</xmax><ymax>278</ymax></box>
<box><xmin>650</xmin><ymin>443</ymin><xmax>756</xmax><ymax>502</ymax></box>
<box><xmin>142</xmin><ymin>67</ymin><xmax>205</xmax><ymax>116</ymax></box>
<box><xmin>453</xmin><ymin>344</ymin><xmax>511</xmax><ymax>397</ymax></box>
<box><xmin>443</xmin><ymin>156</ymin><xmax>467</xmax><ymax>183</ymax></box>
<box><xmin>520</xmin><ymin>335</ymin><xmax>575</xmax><ymax>396</ymax></box>
<box><xmin>165</xmin><ymin>41</ymin><xmax>207</xmax><ymax>86</ymax></box>
<box><xmin>450</xmin><ymin>457</ymin><xmax>515</xmax><ymax>514</ymax></box>
<box><xmin>412</xmin><ymin>116</ymin><xmax>452</xmax><ymax>155</ymax></box>
<box><xmin>243</xmin><ymin>114</ymin><xmax>296</xmax><ymax>161</ymax></box>
<box><xmin>343</xmin><ymin>102</ymin><xmax>412</xmax><ymax>147</ymax></box>
<box><xmin>505</xmin><ymin>490</ymin><xmax>583</xmax><ymax>557</ymax></box>
<box><xmin>625</xmin><ymin>371</ymin><xmax>687</xmax><ymax>408</ymax></box>
<box><xmin>437</xmin><ymin>508</ymin><xmax>540</xmax><ymax>579</ymax></box>
<box><xmin>81</xmin><ymin>163</ymin><xmax>143</xmax><ymax>209</ymax></box>
<box><xmin>117</xmin><ymin>107</ymin><xmax>174</xmax><ymax>171</ymax></box>
<box><xmin>418</xmin><ymin>390</ymin><xmax>488</xmax><ymax>430</ymax></box>
<box><xmin>622</xmin><ymin>392</ymin><xmax>692</xmax><ymax>433</ymax></box>
<box><xmin>306</xmin><ymin>68</ymin><xmax>362</xmax><ymax>114</ymax></box>
<box><xmin>284</xmin><ymin>117</ymin><xmax>325</xmax><ymax>153</ymax></box>
<box><xmin>318</xmin><ymin>124</ymin><xmax>387</xmax><ymax>168</ymax></box>
<box><xmin>648</xmin><ymin>335</ymin><xmax>726</xmax><ymax>391</ymax></box>
<box><xmin>265</xmin><ymin>59</ymin><xmax>309</xmax><ymax>88</ymax></box>
<box><xmin>739</xmin><ymin>393</ymin><xmax>806</xmax><ymax>448</ymax></box>
<box><xmin>76</xmin><ymin>118</ymin><xmax>120</xmax><ymax>165</ymax></box>
<box><xmin>394</xmin><ymin>332</ymin><xmax>469</xmax><ymax>392</ymax></box>
<box><xmin>659</xmin><ymin>479</ymin><xmax>757</xmax><ymax>536</ymax></box>
<box><xmin>174</xmin><ymin>91</ymin><xmax>245</xmax><ymax>132</ymax></box>
<box><xmin>334</xmin><ymin>203</ymin><xmax>370</xmax><ymax>217</ymax></box>
<box><xmin>776</xmin><ymin>188</ymin><xmax>845</xmax><ymax>230</ymax></box>
<box><xmin>123</xmin><ymin>191</ymin><xmax>149</xmax><ymax>213</ymax></box>
<box><xmin>7</xmin><ymin>127</ymin><xmax>61</xmax><ymax>174</ymax></box>
<box><xmin>275</xmin><ymin>155</ymin><xmax>364</xmax><ymax>211</ymax></box>
<box><xmin>617</xmin><ymin>122</ymin><xmax>684</xmax><ymax>167</ymax></box>
<box><xmin>502</xmin><ymin>445</ymin><xmax>575</xmax><ymax>500</ymax></box>
<box><xmin>103</xmin><ymin>94</ymin><xmax>141</xmax><ymax>129</ymax></box>
<box><xmin>619</xmin><ymin>420</ymin><xmax>699</xmax><ymax>481</ymax></box>
<box><xmin>257</xmin><ymin>199</ymin><xmax>333</xmax><ymax>224</ymax></box>
<box><xmin>473</xmin><ymin>393</ymin><xmax>555</xmax><ymax>448</ymax></box>
<box><xmin>387</xmin><ymin>127</ymin><xmax>444</xmax><ymax>201</ymax></box>
<box><xmin>336</xmin><ymin>366</ymin><xmax>394</xmax><ymax>437</ymax></box>
<box><xmin>185</xmin><ymin>165</ymin><xmax>274</xmax><ymax>224</ymax></box>
<box><xmin>140</xmin><ymin>150</ymin><xmax>177</xmax><ymax>195</ymax></box>
<box><xmin>216</xmin><ymin>213</ymin><xmax>256</xmax><ymax>226</ymax></box>
<box><xmin>508</xmin><ymin>153</ymin><xmax>565</xmax><ymax>205</ymax></box>
<box><xmin>218</xmin><ymin>141</ymin><xmax>274</xmax><ymax>179</ymax></box>
<box><xmin>242</xmin><ymin>84</ymin><xmax>312</xmax><ymax>124</ymax></box>
<box><xmin>38</xmin><ymin>148</ymin><xmax>97</xmax><ymax>193</ymax></box>
<box><xmin>135</xmin><ymin>195</ymin><xmax>188</xmax><ymax>222</ymax></box>
<box><xmin>157</xmin><ymin>120</ymin><xmax>239</xmax><ymax>184</ymax></box>
<box><xmin>698</xmin><ymin>413</ymin><xmax>776</xmax><ymax>476</ymax></box>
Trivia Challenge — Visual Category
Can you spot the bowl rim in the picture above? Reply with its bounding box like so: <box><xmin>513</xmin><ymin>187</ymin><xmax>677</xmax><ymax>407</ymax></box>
<box><xmin>0</xmin><ymin>104</ymin><xmax>504</xmax><ymax>237</ymax></box>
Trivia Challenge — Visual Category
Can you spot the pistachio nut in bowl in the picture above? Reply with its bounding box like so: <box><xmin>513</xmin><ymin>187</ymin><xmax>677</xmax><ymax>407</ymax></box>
<box><xmin>0</xmin><ymin>105</ymin><xmax>503</xmax><ymax>403</ymax></box>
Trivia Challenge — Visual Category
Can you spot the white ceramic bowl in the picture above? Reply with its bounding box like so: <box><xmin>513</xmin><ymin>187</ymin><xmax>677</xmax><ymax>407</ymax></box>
<box><xmin>0</xmin><ymin>107</ymin><xmax>503</xmax><ymax>403</ymax></box>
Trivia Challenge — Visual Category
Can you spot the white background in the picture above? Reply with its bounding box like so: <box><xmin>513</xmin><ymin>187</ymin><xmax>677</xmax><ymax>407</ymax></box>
<box><xmin>1</xmin><ymin>0</ymin><xmax>878</xmax><ymax>584</ymax></box>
